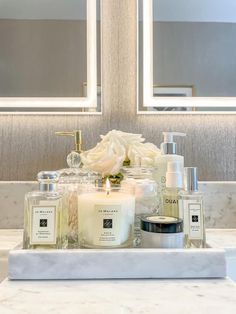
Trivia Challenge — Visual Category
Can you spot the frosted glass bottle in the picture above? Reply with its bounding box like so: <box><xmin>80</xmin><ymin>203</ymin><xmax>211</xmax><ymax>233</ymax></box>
<box><xmin>23</xmin><ymin>171</ymin><xmax>68</xmax><ymax>249</ymax></box>
<box><xmin>162</xmin><ymin>188</ymin><xmax>181</xmax><ymax>218</ymax></box>
<box><xmin>154</xmin><ymin>132</ymin><xmax>185</xmax><ymax>213</ymax></box>
<box><xmin>162</xmin><ymin>161</ymin><xmax>183</xmax><ymax>218</ymax></box>
<box><xmin>179</xmin><ymin>168</ymin><xmax>206</xmax><ymax>248</ymax></box>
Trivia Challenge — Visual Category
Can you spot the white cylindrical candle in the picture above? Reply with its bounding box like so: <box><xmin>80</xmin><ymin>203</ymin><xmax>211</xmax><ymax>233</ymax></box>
<box><xmin>78</xmin><ymin>188</ymin><xmax>135</xmax><ymax>248</ymax></box>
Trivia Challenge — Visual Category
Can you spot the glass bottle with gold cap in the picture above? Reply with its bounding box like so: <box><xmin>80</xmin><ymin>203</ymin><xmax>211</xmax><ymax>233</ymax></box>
<box><xmin>56</xmin><ymin>130</ymin><xmax>100</xmax><ymax>248</ymax></box>
<box><xmin>23</xmin><ymin>171</ymin><xmax>67</xmax><ymax>249</ymax></box>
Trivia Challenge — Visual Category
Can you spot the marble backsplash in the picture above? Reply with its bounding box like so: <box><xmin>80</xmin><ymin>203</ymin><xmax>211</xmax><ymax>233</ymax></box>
<box><xmin>0</xmin><ymin>181</ymin><xmax>235</xmax><ymax>229</ymax></box>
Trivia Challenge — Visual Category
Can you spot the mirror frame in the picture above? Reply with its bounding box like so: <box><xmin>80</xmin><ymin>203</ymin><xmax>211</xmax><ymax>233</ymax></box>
<box><xmin>137</xmin><ymin>0</ymin><xmax>236</xmax><ymax>114</ymax></box>
<box><xmin>0</xmin><ymin>0</ymin><xmax>101</xmax><ymax>114</ymax></box>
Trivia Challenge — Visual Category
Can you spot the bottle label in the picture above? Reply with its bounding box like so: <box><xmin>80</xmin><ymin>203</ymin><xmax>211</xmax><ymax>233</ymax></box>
<box><xmin>163</xmin><ymin>194</ymin><xmax>179</xmax><ymax>217</ymax></box>
<box><xmin>188</xmin><ymin>202</ymin><xmax>203</xmax><ymax>239</ymax></box>
<box><xmin>93</xmin><ymin>204</ymin><xmax>121</xmax><ymax>246</ymax></box>
<box><xmin>30</xmin><ymin>205</ymin><xmax>57</xmax><ymax>245</ymax></box>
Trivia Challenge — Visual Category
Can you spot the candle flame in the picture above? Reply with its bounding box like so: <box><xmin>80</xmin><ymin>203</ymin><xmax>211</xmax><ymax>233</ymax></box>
<box><xmin>106</xmin><ymin>178</ymin><xmax>111</xmax><ymax>195</ymax></box>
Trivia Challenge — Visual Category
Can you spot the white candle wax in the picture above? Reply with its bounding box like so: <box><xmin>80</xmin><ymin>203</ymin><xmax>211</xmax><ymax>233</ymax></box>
<box><xmin>78</xmin><ymin>191</ymin><xmax>135</xmax><ymax>247</ymax></box>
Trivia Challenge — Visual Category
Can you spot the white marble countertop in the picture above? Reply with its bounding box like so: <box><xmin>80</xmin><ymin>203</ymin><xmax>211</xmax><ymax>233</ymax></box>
<box><xmin>0</xmin><ymin>229</ymin><xmax>236</xmax><ymax>314</ymax></box>
<box><xmin>0</xmin><ymin>229</ymin><xmax>23</xmax><ymax>258</ymax></box>
<box><xmin>206</xmin><ymin>229</ymin><xmax>236</xmax><ymax>251</ymax></box>
<box><xmin>0</xmin><ymin>278</ymin><xmax>236</xmax><ymax>314</ymax></box>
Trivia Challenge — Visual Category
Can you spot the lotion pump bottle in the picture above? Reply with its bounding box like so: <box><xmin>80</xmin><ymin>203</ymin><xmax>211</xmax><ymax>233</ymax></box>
<box><xmin>162</xmin><ymin>161</ymin><xmax>183</xmax><ymax>218</ymax></box>
<box><xmin>179</xmin><ymin>167</ymin><xmax>206</xmax><ymax>248</ymax></box>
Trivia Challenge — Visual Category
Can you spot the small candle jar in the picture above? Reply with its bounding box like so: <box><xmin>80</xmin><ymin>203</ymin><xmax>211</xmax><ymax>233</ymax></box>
<box><xmin>58</xmin><ymin>168</ymin><xmax>100</xmax><ymax>248</ymax></box>
<box><xmin>121</xmin><ymin>166</ymin><xmax>159</xmax><ymax>247</ymax></box>
<box><xmin>140</xmin><ymin>215</ymin><xmax>184</xmax><ymax>248</ymax></box>
<box><xmin>78</xmin><ymin>181</ymin><xmax>135</xmax><ymax>248</ymax></box>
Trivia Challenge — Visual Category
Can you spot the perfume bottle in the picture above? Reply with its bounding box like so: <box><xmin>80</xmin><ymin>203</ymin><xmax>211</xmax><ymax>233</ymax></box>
<box><xmin>162</xmin><ymin>161</ymin><xmax>183</xmax><ymax>218</ymax></box>
<box><xmin>23</xmin><ymin>171</ymin><xmax>67</xmax><ymax>249</ymax></box>
<box><xmin>179</xmin><ymin>167</ymin><xmax>206</xmax><ymax>248</ymax></box>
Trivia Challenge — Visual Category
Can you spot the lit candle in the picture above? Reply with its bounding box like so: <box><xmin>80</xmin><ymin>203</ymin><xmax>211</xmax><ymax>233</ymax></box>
<box><xmin>78</xmin><ymin>180</ymin><xmax>135</xmax><ymax>248</ymax></box>
<box><xmin>106</xmin><ymin>177</ymin><xmax>111</xmax><ymax>196</ymax></box>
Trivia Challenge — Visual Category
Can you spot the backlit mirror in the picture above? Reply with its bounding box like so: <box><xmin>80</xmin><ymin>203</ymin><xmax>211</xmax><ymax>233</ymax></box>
<box><xmin>0</xmin><ymin>0</ymin><xmax>101</xmax><ymax>113</ymax></box>
<box><xmin>138</xmin><ymin>0</ymin><xmax>236</xmax><ymax>113</ymax></box>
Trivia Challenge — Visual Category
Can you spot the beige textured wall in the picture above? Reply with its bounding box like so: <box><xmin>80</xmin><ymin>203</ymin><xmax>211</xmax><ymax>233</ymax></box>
<box><xmin>0</xmin><ymin>0</ymin><xmax>235</xmax><ymax>181</ymax></box>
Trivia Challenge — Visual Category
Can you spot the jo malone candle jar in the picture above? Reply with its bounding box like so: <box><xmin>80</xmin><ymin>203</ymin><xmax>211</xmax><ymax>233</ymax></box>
<box><xmin>78</xmin><ymin>180</ymin><xmax>135</xmax><ymax>248</ymax></box>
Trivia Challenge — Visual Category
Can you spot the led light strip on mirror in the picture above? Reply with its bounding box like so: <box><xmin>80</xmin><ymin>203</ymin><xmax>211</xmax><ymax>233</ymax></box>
<box><xmin>138</xmin><ymin>0</ymin><xmax>236</xmax><ymax>113</ymax></box>
<box><xmin>0</xmin><ymin>0</ymin><xmax>99</xmax><ymax>113</ymax></box>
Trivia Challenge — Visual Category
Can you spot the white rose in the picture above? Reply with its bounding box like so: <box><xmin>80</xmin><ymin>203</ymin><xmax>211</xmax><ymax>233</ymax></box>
<box><xmin>81</xmin><ymin>137</ymin><xmax>126</xmax><ymax>176</ymax></box>
<box><xmin>81</xmin><ymin>130</ymin><xmax>160</xmax><ymax>176</ymax></box>
<box><xmin>100</xmin><ymin>130</ymin><xmax>144</xmax><ymax>152</ymax></box>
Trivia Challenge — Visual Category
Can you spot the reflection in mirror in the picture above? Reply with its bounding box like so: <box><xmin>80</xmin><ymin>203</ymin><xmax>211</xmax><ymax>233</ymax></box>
<box><xmin>138</xmin><ymin>0</ymin><xmax>236</xmax><ymax>113</ymax></box>
<box><xmin>0</xmin><ymin>0</ymin><xmax>101</xmax><ymax>112</ymax></box>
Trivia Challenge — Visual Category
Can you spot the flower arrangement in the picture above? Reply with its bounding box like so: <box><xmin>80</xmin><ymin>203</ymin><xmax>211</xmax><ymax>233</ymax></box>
<box><xmin>81</xmin><ymin>130</ymin><xmax>160</xmax><ymax>178</ymax></box>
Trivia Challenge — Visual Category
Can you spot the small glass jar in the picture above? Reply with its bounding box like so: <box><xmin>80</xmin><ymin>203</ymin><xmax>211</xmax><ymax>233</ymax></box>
<box><xmin>121</xmin><ymin>166</ymin><xmax>159</xmax><ymax>247</ymax></box>
<box><xmin>78</xmin><ymin>183</ymin><xmax>135</xmax><ymax>248</ymax></box>
<box><xmin>140</xmin><ymin>215</ymin><xmax>184</xmax><ymax>248</ymax></box>
<box><xmin>58</xmin><ymin>168</ymin><xmax>100</xmax><ymax>248</ymax></box>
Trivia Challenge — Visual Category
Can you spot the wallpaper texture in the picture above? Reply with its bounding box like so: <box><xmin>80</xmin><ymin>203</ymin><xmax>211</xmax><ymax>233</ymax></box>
<box><xmin>0</xmin><ymin>0</ymin><xmax>235</xmax><ymax>181</ymax></box>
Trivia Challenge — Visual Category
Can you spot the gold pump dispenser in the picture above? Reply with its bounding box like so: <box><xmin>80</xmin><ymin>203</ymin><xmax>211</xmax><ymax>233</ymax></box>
<box><xmin>55</xmin><ymin>130</ymin><xmax>82</xmax><ymax>154</ymax></box>
<box><xmin>55</xmin><ymin>130</ymin><xmax>83</xmax><ymax>168</ymax></box>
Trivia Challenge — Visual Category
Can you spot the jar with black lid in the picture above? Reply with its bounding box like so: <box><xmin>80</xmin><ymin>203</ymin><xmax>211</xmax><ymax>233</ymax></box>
<box><xmin>141</xmin><ymin>215</ymin><xmax>184</xmax><ymax>248</ymax></box>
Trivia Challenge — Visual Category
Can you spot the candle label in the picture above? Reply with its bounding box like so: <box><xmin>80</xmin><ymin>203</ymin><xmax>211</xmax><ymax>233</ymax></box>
<box><xmin>93</xmin><ymin>204</ymin><xmax>122</xmax><ymax>246</ymax></box>
<box><xmin>30</xmin><ymin>205</ymin><xmax>57</xmax><ymax>245</ymax></box>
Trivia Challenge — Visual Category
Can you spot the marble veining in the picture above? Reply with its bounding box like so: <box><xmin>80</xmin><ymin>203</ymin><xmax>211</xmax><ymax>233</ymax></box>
<box><xmin>206</xmin><ymin>229</ymin><xmax>236</xmax><ymax>257</ymax></box>
<box><xmin>206</xmin><ymin>229</ymin><xmax>236</xmax><ymax>282</ymax></box>
<box><xmin>0</xmin><ymin>278</ymin><xmax>236</xmax><ymax>314</ymax></box>
<box><xmin>200</xmin><ymin>182</ymin><xmax>236</xmax><ymax>228</ymax></box>
<box><xmin>1</xmin><ymin>229</ymin><xmax>236</xmax><ymax>313</ymax></box>
<box><xmin>8</xmin><ymin>248</ymin><xmax>226</xmax><ymax>280</ymax></box>
<box><xmin>206</xmin><ymin>229</ymin><xmax>236</xmax><ymax>248</ymax></box>
<box><xmin>0</xmin><ymin>181</ymin><xmax>236</xmax><ymax>229</ymax></box>
<box><xmin>0</xmin><ymin>229</ymin><xmax>23</xmax><ymax>258</ymax></box>
<box><xmin>0</xmin><ymin>182</ymin><xmax>36</xmax><ymax>229</ymax></box>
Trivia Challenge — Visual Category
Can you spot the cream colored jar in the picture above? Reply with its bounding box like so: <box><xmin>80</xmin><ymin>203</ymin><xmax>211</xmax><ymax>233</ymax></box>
<box><xmin>141</xmin><ymin>216</ymin><xmax>184</xmax><ymax>248</ymax></box>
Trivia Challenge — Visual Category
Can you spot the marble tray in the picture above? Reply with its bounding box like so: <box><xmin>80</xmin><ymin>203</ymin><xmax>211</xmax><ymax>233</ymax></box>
<box><xmin>8</xmin><ymin>248</ymin><xmax>226</xmax><ymax>280</ymax></box>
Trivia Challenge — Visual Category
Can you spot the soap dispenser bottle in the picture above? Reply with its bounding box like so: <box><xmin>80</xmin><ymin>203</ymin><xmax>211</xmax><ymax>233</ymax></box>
<box><xmin>56</xmin><ymin>130</ymin><xmax>100</xmax><ymax>248</ymax></box>
<box><xmin>55</xmin><ymin>130</ymin><xmax>83</xmax><ymax>169</ymax></box>
<box><xmin>179</xmin><ymin>167</ymin><xmax>206</xmax><ymax>248</ymax></box>
<box><xmin>162</xmin><ymin>161</ymin><xmax>183</xmax><ymax>218</ymax></box>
